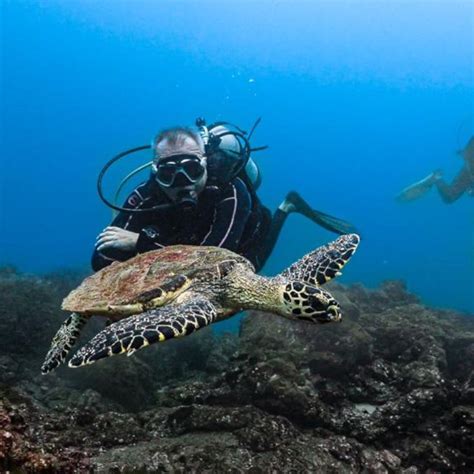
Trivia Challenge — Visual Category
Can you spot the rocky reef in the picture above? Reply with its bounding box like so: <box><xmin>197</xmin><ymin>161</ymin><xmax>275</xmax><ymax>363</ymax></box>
<box><xmin>0</xmin><ymin>267</ymin><xmax>473</xmax><ymax>472</ymax></box>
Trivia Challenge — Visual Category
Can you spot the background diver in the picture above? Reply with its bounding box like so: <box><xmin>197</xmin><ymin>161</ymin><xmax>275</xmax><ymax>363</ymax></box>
<box><xmin>93</xmin><ymin>119</ymin><xmax>357</xmax><ymax>272</ymax></box>
<box><xmin>397</xmin><ymin>135</ymin><xmax>474</xmax><ymax>204</ymax></box>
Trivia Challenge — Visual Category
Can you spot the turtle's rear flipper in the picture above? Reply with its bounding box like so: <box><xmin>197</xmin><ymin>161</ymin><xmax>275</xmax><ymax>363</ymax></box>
<box><xmin>41</xmin><ymin>313</ymin><xmax>87</xmax><ymax>374</ymax></box>
<box><xmin>280</xmin><ymin>233</ymin><xmax>360</xmax><ymax>286</ymax></box>
<box><xmin>284</xmin><ymin>191</ymin><xmax>358</xmax><ymax>235</ymax></box>
<box><xmin>68</xmin><ymin>296</ymin><xmax>217</xmax><ymax>368</ymax></box>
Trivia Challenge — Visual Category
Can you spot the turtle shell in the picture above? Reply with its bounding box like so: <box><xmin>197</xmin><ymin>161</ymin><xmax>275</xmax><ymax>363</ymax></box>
<box><xmin>63</xmin><ymin>245</ymin><xmax>251</xmax><ymax>313</ymax></box>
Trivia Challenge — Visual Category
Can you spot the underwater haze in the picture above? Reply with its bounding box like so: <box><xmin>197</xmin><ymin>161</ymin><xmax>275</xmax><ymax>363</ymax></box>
<box><xmin>1</xmin><ymin>0</ymin><xmax>473</xmax><ymax>314</ymax></box>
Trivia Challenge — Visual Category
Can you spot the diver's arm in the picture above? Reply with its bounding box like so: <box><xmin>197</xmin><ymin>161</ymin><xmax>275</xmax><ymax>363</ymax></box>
<box><xmin>135</xmin><ymin>225</ymin><xmax>167</xmax><ymax>252</ymax></box>
<box><xmin>434</xmin><ymin>166</ymin><xmax>471</xmax><ymax>204</ymax></box>
<box><xmin>200</xmin><ymin>178</ymin><xmax>252</xmax><ymax>251</ymax></box>
<box><xmin>91</xmin><ymin>183</ymin><xmax>149</xmax><ymax>271</ymax></box>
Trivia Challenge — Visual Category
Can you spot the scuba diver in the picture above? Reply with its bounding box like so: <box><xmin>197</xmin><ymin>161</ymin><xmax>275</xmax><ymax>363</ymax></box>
<box><xmin>397</xmin><ymin>136</ymin><xmax>474</xmax><ymax>204</ymax></box>
<box><xmin>93</xmin><ymin>119</ymin><xmax>357</xmax><ymax>272</ymax></box>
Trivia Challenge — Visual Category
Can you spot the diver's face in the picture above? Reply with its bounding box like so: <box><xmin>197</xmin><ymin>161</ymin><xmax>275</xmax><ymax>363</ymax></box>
<box><xmin>154</xmin><ymin>136</ymin><xmax>207</xmax><ymax>205</ymax></box>
<box><xmin>159</xmin><ymin>160</ymin><xmax>208</xmax><ymax>206</ymax></box>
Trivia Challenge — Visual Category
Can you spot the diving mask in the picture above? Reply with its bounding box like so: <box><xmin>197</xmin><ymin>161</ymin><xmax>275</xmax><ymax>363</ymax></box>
<box><xmin>153</xmin><ymin>155</ymin><xmax>206</xmax><ymax>188</ymax></box>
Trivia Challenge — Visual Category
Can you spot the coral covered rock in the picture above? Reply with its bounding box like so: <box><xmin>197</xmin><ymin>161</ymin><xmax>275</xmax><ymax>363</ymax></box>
<box><xmin>0</xmin><ymin>268</ymin><xmax>473</xmax><ymax>472</ymax></box>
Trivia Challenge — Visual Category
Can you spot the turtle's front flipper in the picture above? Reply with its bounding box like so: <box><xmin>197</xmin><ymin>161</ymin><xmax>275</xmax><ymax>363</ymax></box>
<box><xmin>280</xmin><ymin>233</ymin><xmax>360</xmax><ymax>286</ymax></box>
<box><xmin>41</xmin><ymin>313</ymin><xmax>87</xmax><ymax>374</ymax></box>
<box><xmin>68</xmin><ymin>296</ymin><xmax>217</xmax><ymax>368</ymax></box>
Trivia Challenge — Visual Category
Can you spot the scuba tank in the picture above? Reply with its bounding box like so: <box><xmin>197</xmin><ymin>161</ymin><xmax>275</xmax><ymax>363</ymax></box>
<box><xmin>196</xmin><ymin>117</ymin><xmax>266</xmax><ymax>190</ymax></box>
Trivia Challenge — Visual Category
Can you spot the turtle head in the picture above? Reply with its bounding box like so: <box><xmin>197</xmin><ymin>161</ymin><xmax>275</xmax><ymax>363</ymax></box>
<box><xmin>279</xmin><ymin>281</ymin><xmax>341</xmax><ymax>324</ymax></box>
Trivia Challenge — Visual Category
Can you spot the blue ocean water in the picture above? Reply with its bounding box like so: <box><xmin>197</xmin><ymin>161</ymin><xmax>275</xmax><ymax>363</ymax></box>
<box><xmin>1</xmin><ymin>0</ymin><xmax>473</xmax><ymax>319</ymax></box>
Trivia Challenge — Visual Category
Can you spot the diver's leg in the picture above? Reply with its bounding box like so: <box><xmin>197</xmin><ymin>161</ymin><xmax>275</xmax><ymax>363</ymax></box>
<box><xmin>251</xmin><ymin>192</ymin><xmax>357</xmax><ymax>271</ymax></box>
<box><xmin>433</xmin><ymin>169</ymin><xmax>468</xmax><ymax>204</ymax></box>
<box><xmin>254</xmin><ymin>192</ymin><xmax>357</xmax><ymax>270</ymax></box>
<box><xmin>258</xmin><ymin>192</ymin><xmax>322</xmax><ymax>256</ymax></box>
<box><xmin>252</xmin><ymin>206</ymin><xmax>290</xmax><ymax>271</ymax></box>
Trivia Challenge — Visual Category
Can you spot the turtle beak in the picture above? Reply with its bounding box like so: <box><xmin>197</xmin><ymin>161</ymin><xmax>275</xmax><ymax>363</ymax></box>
<box><xmin>327</xmin><ymin>305</ymin><xmax>342</xmax><ymax>322</ymax></box>
<box><xmin>311</xmin><ymin>302</ymin><xmax>341</xmax><ymax>324</ymax></box>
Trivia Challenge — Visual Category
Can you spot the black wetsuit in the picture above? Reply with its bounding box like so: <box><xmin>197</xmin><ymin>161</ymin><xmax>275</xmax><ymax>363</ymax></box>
<box><xmin>92</xmin><ymin>177</ymin><xmax>276</xmax><ymax>272</ymax></box>
<box><xmin>435</xmin><ymin>164</ymin><xmax>474</xmax><ymax>203</ymax></box>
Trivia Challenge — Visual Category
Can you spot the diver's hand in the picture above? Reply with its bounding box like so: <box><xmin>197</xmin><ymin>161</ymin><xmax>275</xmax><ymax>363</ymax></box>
<box><xmin>96</xmin><ymin>227</ymin><xmax>139</xmax><ymax>252</ymax></box>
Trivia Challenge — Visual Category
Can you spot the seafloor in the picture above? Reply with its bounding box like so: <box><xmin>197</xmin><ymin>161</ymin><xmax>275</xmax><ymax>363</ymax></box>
<box><xmin>0</xmin><ymin>267</ymin><xmax>473</xmax><ymax>473</ymax></box>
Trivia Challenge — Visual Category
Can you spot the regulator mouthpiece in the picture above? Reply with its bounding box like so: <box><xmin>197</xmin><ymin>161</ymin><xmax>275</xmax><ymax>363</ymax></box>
<box><xmin>176</xmin><ymin>189</ymin><xmax>198</xmax><ymax>209</ymax></box>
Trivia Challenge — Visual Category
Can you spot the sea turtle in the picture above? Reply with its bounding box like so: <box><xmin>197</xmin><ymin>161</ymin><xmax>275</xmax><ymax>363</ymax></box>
<box><xmin>41</xmin><ymin>234</ymin><xmax>360</xmax><ymax>374</ymax></box>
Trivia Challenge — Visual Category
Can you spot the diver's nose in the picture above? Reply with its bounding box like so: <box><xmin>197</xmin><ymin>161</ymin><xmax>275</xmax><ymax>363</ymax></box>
<box><xmin>173</xmin><ymin>172</ymin><xmax>192</xmax><ymax>186</ymax></box>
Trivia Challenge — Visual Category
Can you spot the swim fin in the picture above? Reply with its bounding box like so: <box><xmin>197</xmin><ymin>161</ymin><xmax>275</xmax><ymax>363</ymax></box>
<box><xmin>396</xmin><ymin>172</ymin><xmax>437</xmax><ymax>203</ymax></box>
<box><xmin>285</xmin><ymin>191</ymin><xmax>358</xmax><ymax>235</ymax></box>
<box><xmin>304</xmin><ymin>208</ymin><xmax>358</xmax><ymax>235</ymax></box>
